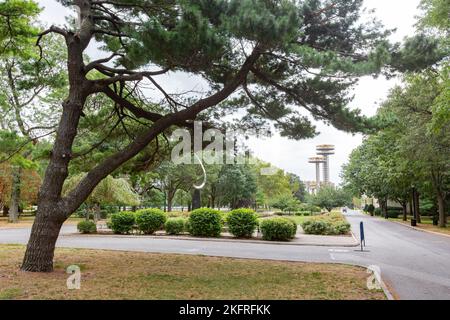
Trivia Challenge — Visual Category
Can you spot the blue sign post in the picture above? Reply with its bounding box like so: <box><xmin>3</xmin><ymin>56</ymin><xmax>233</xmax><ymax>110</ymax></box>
<box><xmin>360</xmin><ymin>222</ymin><xmax>365</xmax><ymax>251</ymax></box>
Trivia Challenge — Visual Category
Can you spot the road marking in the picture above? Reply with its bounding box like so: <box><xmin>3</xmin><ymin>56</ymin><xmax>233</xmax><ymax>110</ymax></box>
<box><xmin>328</xmin><ymin>249</ymin><xmax>350</xmax><ymax>253</ymax></box>
<box><xmin>329</xmin><ymin>253</ymin><xmax>336</xmax><ymax>260</ymax></box>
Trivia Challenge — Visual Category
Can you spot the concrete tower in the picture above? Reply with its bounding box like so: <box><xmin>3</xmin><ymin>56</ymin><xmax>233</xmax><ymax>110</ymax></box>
<box><xmin>316</xmin><ymin>145</ymin><xmax>335</xmax><ymax>185</ymax></box>
<box><xmin>308</xmin><ymin>156</ymin><xmax>325</xmax><ymax>189</ymax></box>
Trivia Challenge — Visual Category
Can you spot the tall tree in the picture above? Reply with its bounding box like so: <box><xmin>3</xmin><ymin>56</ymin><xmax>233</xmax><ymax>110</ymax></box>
<box><xmin>18</xmin><ymin>0</ymin><xmax>443</xmax><ymax>272</ymax></box>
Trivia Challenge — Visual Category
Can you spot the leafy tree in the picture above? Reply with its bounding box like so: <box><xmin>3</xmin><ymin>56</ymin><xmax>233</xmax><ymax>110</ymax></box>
<box><xmin>419</xmin><ymin>0</ymin><xmax>450</xmax><ymax>31</ymax></box>
<box><xmin>308</xmin><ymin>186</ymin><xmax>352</xmax><ymax>212</ymax></box>
<box><xmin>20</xmin><ymin>0</ymin><xmax>445</xmax><ymax>272</ymax></box>
<box><xmin>0</xmin><ymin>3</ymin><xmax>67</xmax><ymax>223</ymax></box>
<box><xmin>0</xmin><ymin>0</ymin><xmax>40</xmax><ymax>55</ymax></box>
<box><xmin>270</xmin><ymin>193</ymin><xmax>301</xmax><ymax>214</ymax></box>
<box><xmin>217</xmin><ymin>164</ymin><xmax>256</xmax><ymax>209</ymax></box>
<box><xmin>64</xmin><ymin>173</ymin><xmax>139</xmax><ymax>221</ymax></box>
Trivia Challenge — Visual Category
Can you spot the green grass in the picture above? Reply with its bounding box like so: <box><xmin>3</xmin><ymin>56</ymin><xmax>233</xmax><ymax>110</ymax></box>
<box><xmin>0</xmin><ymin>288</ymin><xmax>22</xmax><ymax>300</ymax></box>
<box><xmin>0</xmin><ymin>245</ymin><xmax>386</xmax><ymax>300</ymax></box>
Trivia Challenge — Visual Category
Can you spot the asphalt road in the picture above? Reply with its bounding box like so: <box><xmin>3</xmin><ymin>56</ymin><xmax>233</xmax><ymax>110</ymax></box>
<box><xmin>0</xmin><ymin>210</ymin><xmax>449</xmax><ymax>300</ymax></box>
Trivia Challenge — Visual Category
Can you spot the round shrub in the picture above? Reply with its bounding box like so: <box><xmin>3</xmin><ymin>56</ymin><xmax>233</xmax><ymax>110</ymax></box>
<box><xmin>227</xmin><ymin>209</ymin><xmax>259</xmax><ymax>238</ymax></box>
<box><xmin>301</xmin><ymin>220</ymin><xmax>330</xmax><ymax>235</ymax></box>
<box><xmin>188</xmin><ymin>208</ymin><xmax>222</xmax><ymax>237</ymax></box>
<box><xmin>135</xmin><ymin>208</ymin><xmax>167</xmax><ymax>234</ymax></box>
<box><xmin>260</xmin><ymin>218</ymin><xmax>297</xmax><ymax>241</ymax></box>
<box><xmin>333</xmin><ymin>221</ymin><xmax>351</xmax><ymax>234</ymax></box>
<box><xmin>110</xmin><ymin>211</ymin><xmax>136</xmax><ymax>234</ymax></box>
<box><xmin>165</xmin><ymin>218</ymin><xmax>186</xmax><ymax>235</ymax></box>
<box><xmin>77</xmin><ymin>220</ymin><xmax>97</xmax><ymax>234</ymax></box>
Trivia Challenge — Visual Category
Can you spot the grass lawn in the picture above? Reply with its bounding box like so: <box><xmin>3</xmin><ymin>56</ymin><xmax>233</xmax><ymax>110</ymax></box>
<box><xmin>286</xmin><ymin>215</ymin><xmax>310</xmax><ymax>225</ymax></box>
<box><xmin>0</xmin><ymin>217</ymin><xmax>83</xmax><ymax>229</ymax></box>
<box><xmin>392</xmin><ymin>218</ymin><xmax>450</xmax><ymax>236</ymax></box>
<box><xmin>0</xmin><ymin>244</ymin><xmax>385</xmax><ymax>300</ymax></box>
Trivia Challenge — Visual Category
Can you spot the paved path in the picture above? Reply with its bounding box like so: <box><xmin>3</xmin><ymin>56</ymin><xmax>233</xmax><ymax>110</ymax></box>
<box><xmin>1</xmin><ymin>210</ymin><xmax>449</xmax><ymax>300</ymax></box>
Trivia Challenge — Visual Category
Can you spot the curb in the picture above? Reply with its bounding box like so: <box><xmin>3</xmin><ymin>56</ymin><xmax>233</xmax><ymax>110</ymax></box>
<box><xmin>390</xmin><ymin>220</ymin><xmax>450</xmax><ymax>239</ymax></box>
<box><xmin>63</xmin><ymin>232</ymin><xmax>360</xmax><ymax>247</ymax></box>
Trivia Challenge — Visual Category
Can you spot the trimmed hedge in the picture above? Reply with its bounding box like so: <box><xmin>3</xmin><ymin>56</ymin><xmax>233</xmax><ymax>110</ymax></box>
<box><xmin>135</xmin><ymin>208</ymin><xmax>167</xmax><ymax>234</ymax></box>
<box><xmin>227</xmin><ymin>209</ymin><xmax>259</xmax><ymax>238</ymax></box>
<box><xmin>165</xmin><ymin>218</ymin><xmax>186</xmax><ymax>235</ymax></box>
<box><xmin>301</xmin><ymin>212</ymin><xmax>351</xmax><ymax>235</ymax></box>
<box><xmin>188</xmin><ymin>208</ymin><xmax>223</xmax><ymax>237</ymax></box>
<box><xmin>77</xmin><ymin>220</ymin><xmax>97</xmax><ymax>234</ymax></box>
<box><xmin>260</xmin><ymin>218</ymin><xmax>297</xmax><ymax>241</ymax></box>
<box><xmin>294</xmin><ymin>211</ymin><xmax>311</xmax><ymax>216</ymax></box>
<box><xmin>110</xmin><ymin>211</ymin><xmax>135</xmax><ymax>234</ymax></box>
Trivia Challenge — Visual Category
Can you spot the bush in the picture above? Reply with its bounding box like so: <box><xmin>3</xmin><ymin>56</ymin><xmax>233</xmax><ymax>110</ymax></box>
<box><xmin>374</xmin><ymin>208</ymin><xmax>381</xmax><ymax>216</ymax></box>
<box><xmin>227</xmin><ymin>209</ymin><xmax>259</xmax><ymax>238</ymax></box>
<box><xmin>333</xmin><ymin>221</ymin><xmax>351</xmax><ymax>234</ymax></box>
<box><xmin>294</xmin><ymin>211</ymin><xmax>311</xmax><ymax>216</ymax></box>
<box><xmin>260</xmin><ymin>218</ymin><xmax>297</xmax><ymax>241</ymax></box>
<box><xmin>77</xmin><ymin>220</ymin><xmax>97</xmax><ymax>234</ymax></box>
<box><xmin>301</xmin><ymin>220</ymin><xmax>330</xmax><ymax>235</ymax></box>
<box><xmin>188</xmin><ymin>208</ymin><xmax>223</xmax><ymax>237</ymax></box>
<box><xmin>110</xmin><ymin>211</ymin><xmax>136</xmax><ymax>234</ymax></box>
<box><xmin>135</xmin><ymin>208</ymin><xmax>167</xmax><ymax>234</ymax></box>
<box><xmin>387</xmin><ymin>210</ymin><xmax>401</xmax><ymax>219</ymax></box>
<box><xmin>164</xmin><ymin>218</ymin><xmax>186</xmax><ymax>235</ymax></box>
<box><xmin>300</xmin><ymin>212</ymin><xmax>351</xmax><ymax>235</ymax></box>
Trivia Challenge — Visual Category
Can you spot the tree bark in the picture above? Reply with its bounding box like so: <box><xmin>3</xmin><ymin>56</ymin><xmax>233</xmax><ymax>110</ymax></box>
<box><xmin>21</xmin><ymin>35</ymin><xmax>87</xmax><ymax>271</ymax></box>
<box><xmin>402</xmin><ymin>202</ymin><xmax>407</xmax><ymax>221</ymax></box>
<box><xmin>437</xmin><ymin>192</ymin><xmax>446</xmax><ymax>228</ymax></box>
<box><xmin>2</xmin><ymin>205</ymin><xmax>9</xmax><ymax>217</ymax></box>
<box><xmin>21</xmin><ymin>208</ymin><xmax>64</xmax><ymax>272</ymax></box>
<box><xmin>192</xmin><ymin>189</ymin><xmax>201</xmax><ymax>210</ymax></box>
<box><xmin>8</xmin><ymin>166</ymin><xmax>21</xmax><ymax>223</ymax></box>
<box><xmin>414</xmin><ymin>191</ymin><xmax>421</xmax><ymax>223</ymax></box>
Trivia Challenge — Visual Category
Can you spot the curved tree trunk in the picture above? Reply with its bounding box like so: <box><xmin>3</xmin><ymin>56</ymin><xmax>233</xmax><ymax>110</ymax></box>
<box><xmin>21</xmin><ymin>208</ymin><xmax>64</xmax><ymax>272</ymax></box>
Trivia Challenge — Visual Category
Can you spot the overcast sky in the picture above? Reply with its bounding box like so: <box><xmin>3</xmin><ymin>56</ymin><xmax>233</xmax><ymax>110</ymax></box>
<box><xmin>37</xmin><ymin>0</ymin><xmax>422</xmax><ymax>184</ymax></box>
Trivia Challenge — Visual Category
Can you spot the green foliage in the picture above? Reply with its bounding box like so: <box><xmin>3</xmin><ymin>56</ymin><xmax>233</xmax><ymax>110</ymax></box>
<box><xmin>299</xmin><ymin>203</ymin><xmax>322</xmax><ymax>213</ymax></box>
<box><xmin>301</xmin><ymin>213</ymin><xmax>351</xmax><ymax>235</ymax></box>
<box><xmin>188</xmin><ymin>208</ymin><xmax>222</xmax><ymax>237</ymax></box>
<box><xmin>308</xmin><ymin>186</ymin><xmax>352</xmax><ymax>212</ymax></box>
<box><xmin>77</xmin><ymin>220</ymin><xmax>97</xmax><ymax>234</ymax></box>
<box><xmin>217</xmin><ymin>165</ymin><xmax>257</xmax><ymax>209</ymax></box>
<box><xmin>270</xmin><ymin>194</ymin><xmax>301</xmax><ymax>213</ymax></box>
<box><xmin>294</xmin><ymin>211</ymin><xmax>311</xmax><ymax>216</ymax></box>
<box><xmin>135</xmin><ymin>208</ymin><xmax>167</xmax><ymax>235</ymax></box>
<box><xmin>110</xmin><ymin>211</ymin><xmax>136</xmax><ymax>234</ymax></box>
<box><xmin>260</xmin><ymin>217</ymin><xmax>297</xmax><ymax>241</ymax></box>
<box><xmin>64</xmin><ymin>174</ymin><xmax>140</xmax><ymax>206</ymax></box>
<box><xmin>164</xmin><ymin>218</ymin><xmax>186</xmax><ymax>235</ymax></box>
<box><xmin>227</xmin><ymin>208</ymin><xmax>259</xmax><ymax>238</ymax></box>
<box><xmin>0</xmin><ymin>0</ymin><xmax>40</xmax><ymax>56</ymax></box>
<box><xmin>419</xmin><ymin>0</ymin><xmax>450</xmax><ymax>30</ymax></box>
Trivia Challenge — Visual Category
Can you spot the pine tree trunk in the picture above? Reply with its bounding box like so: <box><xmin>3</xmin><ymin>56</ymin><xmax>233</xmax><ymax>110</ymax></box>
<box><xmin>8</xmin><ymin>166</ymin><xmax>21</xmax><ymax>223</ymax></box>
<box><xmin>437</xmin><ymin>193</ymin><xmax>446</xmax><ymax>228</ymax></box>
<box><xmin>21</xmin><ymin>207</ymin><xmax>64</xmax><ymax>272</ymax></box>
